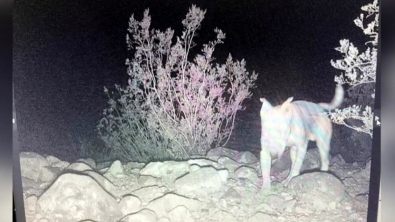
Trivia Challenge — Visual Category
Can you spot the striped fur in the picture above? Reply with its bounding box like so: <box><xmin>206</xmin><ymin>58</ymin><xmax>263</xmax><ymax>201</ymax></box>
<box><xmin>259</xmin><ymin>85</ymin><xmax>344</xmax><ymax>192</ymax></box>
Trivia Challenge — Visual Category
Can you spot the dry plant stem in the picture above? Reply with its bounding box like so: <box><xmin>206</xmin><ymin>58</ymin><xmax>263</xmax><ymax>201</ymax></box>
<box><xmin>329</xmin><ymin>0</ymin><xmax>379</xmax><ymax>137</ymax></box>
<box><xmin>98</xmin><ymin>5</ymin><xmax>257</xmax><ymax>161</ymax></box>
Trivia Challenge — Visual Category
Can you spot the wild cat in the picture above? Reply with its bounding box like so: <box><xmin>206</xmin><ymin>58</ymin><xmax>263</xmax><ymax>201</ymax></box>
<box><xmin>259</xmin><ymin>85</ymin><xmax>344</xmax><ymax>192</ymax></box>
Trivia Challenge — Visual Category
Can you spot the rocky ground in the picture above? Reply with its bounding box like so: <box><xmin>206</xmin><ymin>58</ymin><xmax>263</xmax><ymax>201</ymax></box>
<box><xmin>20</xmin><ymin>144</ymin><xmax>373</xmax><ymax>222</ymax></box>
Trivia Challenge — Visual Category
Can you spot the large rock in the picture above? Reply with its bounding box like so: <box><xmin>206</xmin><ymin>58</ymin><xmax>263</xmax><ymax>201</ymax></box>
<box><xmin>36</xmin><ymin>173</ymin><xmax>123</xmax><ymax>222</ymax></box>
<box><xmin>174</xmin><ymin>167</ymin><xmax>223</xmax><ymax>197</ymax></box>
<box><xmin>331</xmin><ymin>124</ymin><xmax>372</xmax><ymax>163</ymax></box>
<box><xmin>104</xmin><ymin>160</ymin><xmax>126</xmax><ymax>178</ymax></box>
<box><xmin>20</xmin><ymin>152</ymin><xmax>49</xmax><ymax>182</ymax></box>
<box><xmin>289</xmin><ymin>172</ymin><xmax>347</xmax><ymax>210</ymax></box>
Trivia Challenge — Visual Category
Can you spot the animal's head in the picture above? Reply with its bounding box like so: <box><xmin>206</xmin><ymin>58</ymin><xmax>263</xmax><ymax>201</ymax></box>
<box><xmin>259</xmin><ymin>97</ymin><xmax>294</xmax><ymax>148</ymax></box>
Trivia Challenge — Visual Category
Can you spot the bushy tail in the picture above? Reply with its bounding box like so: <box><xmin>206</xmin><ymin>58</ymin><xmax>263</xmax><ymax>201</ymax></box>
<box><xmin>318</xmin><ymin>85</ymin><xmax>344</xmax><ymax>110</ymax></box>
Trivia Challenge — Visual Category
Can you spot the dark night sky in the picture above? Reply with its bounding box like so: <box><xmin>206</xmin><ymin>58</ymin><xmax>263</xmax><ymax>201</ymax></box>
<box><xmin>13</xmin><ymin>0</ymin><xmax>371</xmax><ymax>162</ymax></box>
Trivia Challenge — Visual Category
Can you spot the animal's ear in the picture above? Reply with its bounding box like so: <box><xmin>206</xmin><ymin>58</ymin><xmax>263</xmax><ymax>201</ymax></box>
<box><xmin>282</xmin><ymin>97</ymin><xmax>293</xmax><ymax>106</ymax></box>
<box><xmin>260</xmin><ymin>98</ymin><xmax>273</xmax><ymax>112</ymax></box>
<box><xmin>280</xmin><ymin>97</ymin><xmax>293</xmax><ymax>112</ymax></box>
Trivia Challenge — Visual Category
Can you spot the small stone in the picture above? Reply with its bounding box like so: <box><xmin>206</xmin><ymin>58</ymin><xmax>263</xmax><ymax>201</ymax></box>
<box><xmin>349</xmin><ymin>212</ymin><xmax>360</xmax><ymax>220</ymax></box>
<box><xmin>329</xmin><ymin>202</ymin><xmax>337</xmax><ymax>210</ymax></box>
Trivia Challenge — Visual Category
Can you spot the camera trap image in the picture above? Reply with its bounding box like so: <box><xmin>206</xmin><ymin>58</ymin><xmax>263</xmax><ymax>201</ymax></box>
<box><xmin>13</xmin><ymin>0</ymin><xmax>380</xmax><ymax>221</ymax></box>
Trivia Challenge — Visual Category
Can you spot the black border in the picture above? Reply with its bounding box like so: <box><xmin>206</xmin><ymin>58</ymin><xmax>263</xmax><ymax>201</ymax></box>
<box><xmin>13</xmin><ymin>87</ymin><xmax>26</xmax><ymax>222</ymax></box>
<box><xmin>366</xmin><ymin>2</ymin><xmax>381</xmax><ymax>219</ymax></box>
<box><xmin>1</xmin><ymin>0</ymin><xmax>18</xmax><ymax>221</ymax></box>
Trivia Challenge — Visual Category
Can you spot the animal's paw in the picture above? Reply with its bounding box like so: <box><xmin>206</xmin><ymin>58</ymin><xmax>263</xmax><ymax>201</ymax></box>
<box><xmin>258</xmin><ymin>187</ymin><xmax>272</xmax><ymax>196</ymax></box>
<box><xmin>281</xmin><ymin>177</ymin><xmax>292</xmax><ymax>187</ymax></box>
<box><xmin>258</xmin><ymin>182</ymin><xmax>272</xmax><ymax>196</ymax></box>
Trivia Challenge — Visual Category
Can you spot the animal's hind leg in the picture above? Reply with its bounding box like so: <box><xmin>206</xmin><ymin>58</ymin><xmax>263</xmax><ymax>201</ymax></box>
<box><xmin>283</xmin><ymin>144</ymin><xmax>307</xmax><ymax>186</ymax></box>
<box><xmin>314</xmin><ymin>117</ymin><xmax>332</xmax><ymax>171</ymax></box>
<box><xmin>316</xmin><ymin>138</ymin><xmax>330</xmax><ymax>171</ymax></box>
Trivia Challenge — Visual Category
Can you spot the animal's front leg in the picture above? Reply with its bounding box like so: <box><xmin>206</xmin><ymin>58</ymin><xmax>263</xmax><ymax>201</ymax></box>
<box><xmin>259</xmin><ymin>149</ymin><xmax>272</xmax><ymax>192</ymax></box>
<box><xmin>283</xmin><ymin>145</ymin><xmax>307</xmax><ymax>186</ymax></box>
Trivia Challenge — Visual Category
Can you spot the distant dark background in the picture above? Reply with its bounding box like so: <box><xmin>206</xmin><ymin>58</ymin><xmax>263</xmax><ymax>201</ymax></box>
<box><xmin>13</xmin><ymin>0</ymin><xmax>371</xmax><ymax>162</ymax></box>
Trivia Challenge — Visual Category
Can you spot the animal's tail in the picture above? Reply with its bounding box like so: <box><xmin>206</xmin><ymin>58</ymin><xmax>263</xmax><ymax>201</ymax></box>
<box><xmin>318</xmin><ymin>85</ymin><xmax>344</xmax><ymax>110</ymax></box>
